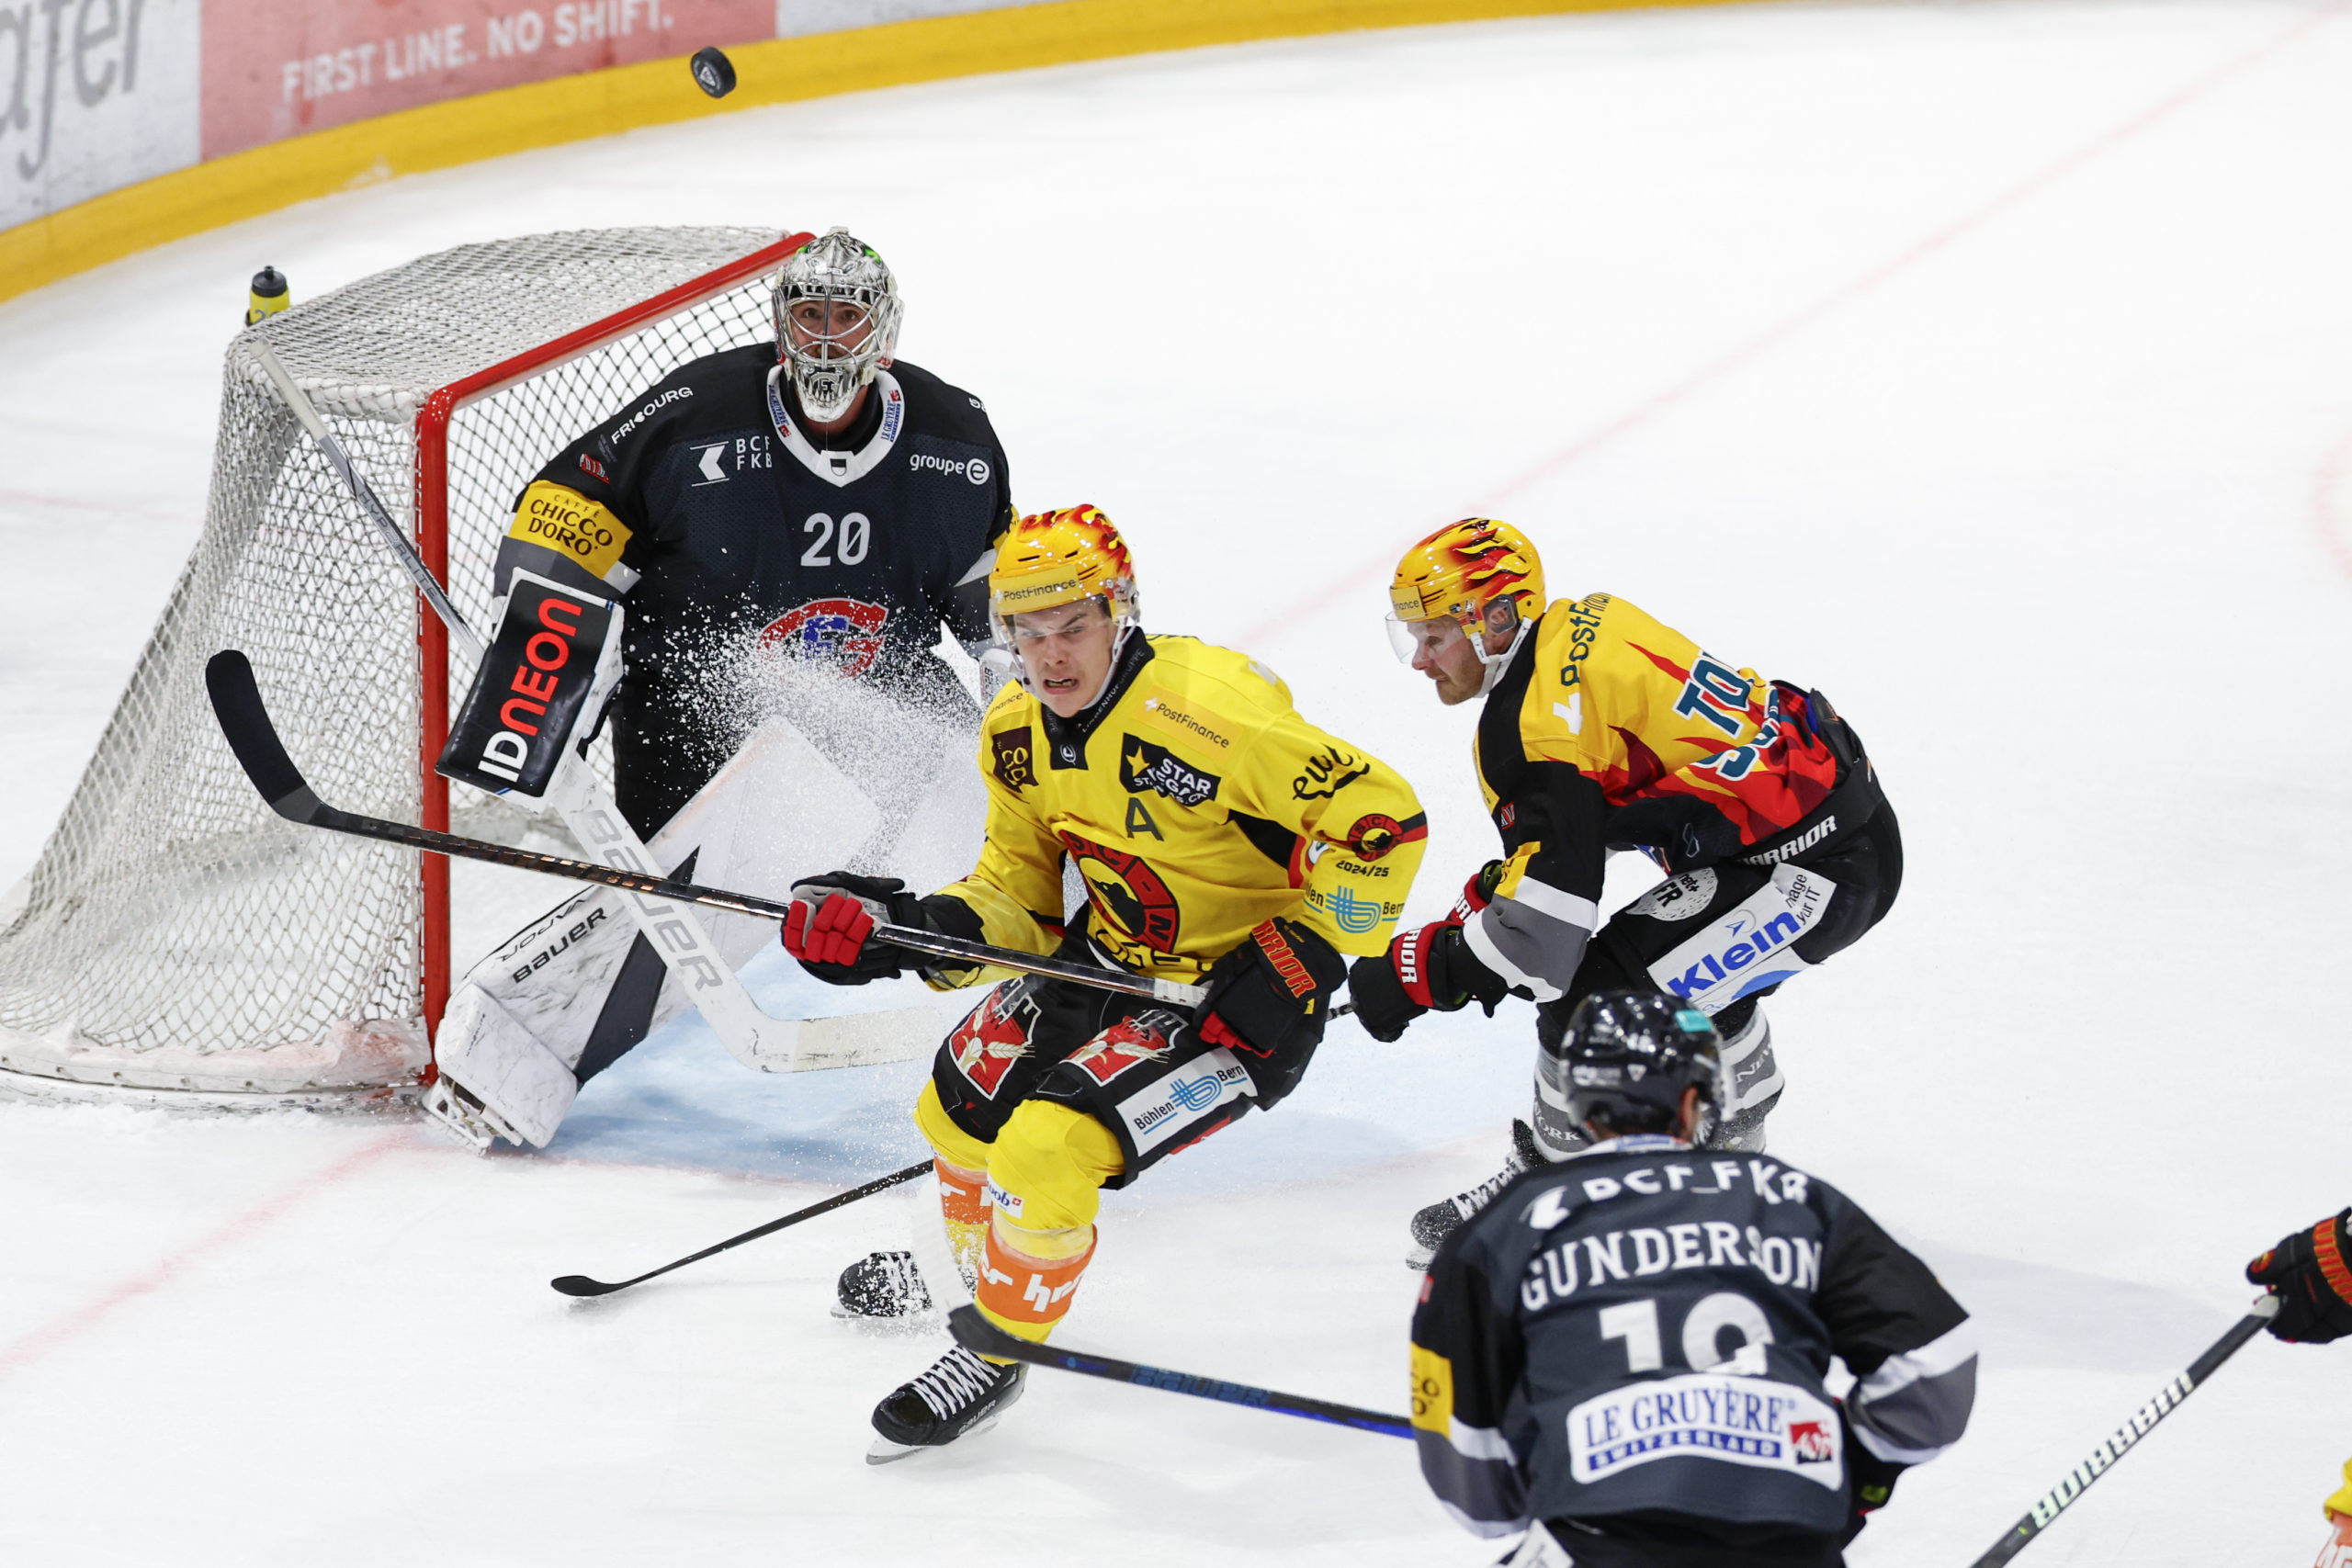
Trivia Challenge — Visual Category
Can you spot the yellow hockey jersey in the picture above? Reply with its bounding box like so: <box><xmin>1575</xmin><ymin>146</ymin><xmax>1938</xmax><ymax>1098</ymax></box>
<box><xmin>933</xmin><ymin>635</ymin><xmax>1428</xmax><ymax>983</ymax></box>
<box><xmin>1464</xmin><ymin>592</ymin><xmax>1865</xmax><ymax>1001</ymax></box>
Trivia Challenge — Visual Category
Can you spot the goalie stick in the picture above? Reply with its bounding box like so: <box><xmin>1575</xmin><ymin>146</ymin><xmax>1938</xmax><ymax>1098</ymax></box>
<box><xmin>246</xmin><ymin>343</ymin><xmax>941</xmax><ymax>1077</ymax></box>
<box><xmin>1964</xmin><ymin>1296</ymin><xmax>2278</xmax><ymax>1566</ymax></box>
<box><xmin>551</xmin><ymin>1158</ymin><xmax>932</xmax><ymax>1298</ymax></box>
<box><xmin>206</xmin><ymin>651</ymin><xmax>1220</xmax><ymax>1010</ymax></box>
<box><xmin>948</xmin><ymin>1306</ymin><xmax>1409</xmax><ymax>1438</ymax></box>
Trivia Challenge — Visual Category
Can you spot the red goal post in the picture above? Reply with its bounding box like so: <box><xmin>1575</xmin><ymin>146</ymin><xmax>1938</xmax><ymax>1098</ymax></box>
<box><xmin>0</xmin><ymin>227</ymin><xmax>810</xmax><ymax>1106</ymax></box>
<box><xmin>411</xmin><ymin>230</ymin><xmax>812</xmax><ymax>1045</ymax></box>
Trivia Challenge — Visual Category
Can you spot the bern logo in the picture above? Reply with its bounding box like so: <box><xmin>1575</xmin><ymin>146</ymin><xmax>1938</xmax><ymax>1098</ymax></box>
<box><xmin>949</xmin><ymin>986</ymin><xmax>1036</xmax><ymax>1099</ymax></box>
<box><xmin>991</xmin><ymin>726</ymin><xmax>1037</xmax><ymax>791</ymax></box>
<box><xmin>1119</xmin><ymin>735</ymin><xmax>1219</xmax><ymax>807</ymax></box>
<box><xmin>1063</xmin><ymin>1013</ymin><xmax>1177</xmax><ymax>1086</ymax></box>
<box><xmin>1789</xmin><ymin>1420</ymin><xmax>1835</xmax><ymax>1463</ymax></box>
<box><xmin>758</xmin><ymin>597</ymin><xmax>888</xmax><ymax>678</ymax></box>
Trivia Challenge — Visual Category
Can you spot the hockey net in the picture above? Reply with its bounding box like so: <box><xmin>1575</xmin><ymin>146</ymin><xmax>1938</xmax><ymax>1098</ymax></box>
<box><xmin>0</xmin><ymin>227</ymin><xmax>808</xmax><ymax>1103</ymax></box>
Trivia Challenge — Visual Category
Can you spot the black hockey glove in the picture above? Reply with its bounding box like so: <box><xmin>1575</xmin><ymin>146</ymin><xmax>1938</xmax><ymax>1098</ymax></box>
<box><xmin>1193</xmin><ymin>918</ymin><xmax>1346</xmax><ymax>1109</ymax></box>
<box><xmin>782</xmin><ymin>872</ymin><xmax>930</xmax><ymax>986</ymax></box>
<box><xmin>1837</xmin><ymin>1402</ymin><xmax>1905</xmax><ymax>1544</ymax></box>
<box><xmin>1347</xmin><ymin>870</ymin><xmax>1510</xmax><ymax>1043</ymax></box>
<box><xmin>2246</xmin><ymin>1209</ymin><xmax>2352</xmax><ymax>1343</ymax></box>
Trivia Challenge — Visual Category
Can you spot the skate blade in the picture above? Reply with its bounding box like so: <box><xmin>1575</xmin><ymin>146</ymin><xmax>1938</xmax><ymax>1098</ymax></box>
<box><xmin>1406</xmin><ymin>1245</ymin><xmax>1435</xmax><ymax>1271</ymax></box>
<box><xmin>862</xmin><ymin>1410</ymin><xmax>1004</xmax><ymax>1466</ymax></box>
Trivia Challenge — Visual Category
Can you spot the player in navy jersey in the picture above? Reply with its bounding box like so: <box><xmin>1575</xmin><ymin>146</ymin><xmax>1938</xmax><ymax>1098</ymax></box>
<box><xmin>1412</xmin><ymin>992</ymin><xmax>1973</xmax><ymax>1565</ymax></box>
<box><xmin>491</xmin><ymin>226</ymin><xmax>1014</xmax><ymax>835</ymax></box>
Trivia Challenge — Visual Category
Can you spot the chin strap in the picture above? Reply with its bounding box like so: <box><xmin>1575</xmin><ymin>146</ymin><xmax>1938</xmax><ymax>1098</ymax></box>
<box><xmin>1475</xmin><ymin>620</ymin><xmax>1532</xmax><ymax>697</ymax></box>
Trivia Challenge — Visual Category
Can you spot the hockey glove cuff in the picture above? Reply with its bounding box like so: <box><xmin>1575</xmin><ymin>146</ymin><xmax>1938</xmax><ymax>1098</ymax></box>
<box><xmin>2247</xmin><ymin>1209</ymin><xmax>2352</xmax><ymax>1343</ymax></box>
<box><xmin>1838</xmin><ymin>1401</ymin><xmax>1905</xmax><ymax>1545</ymax></box>
<box><xmin>783</xmin><ymin>872</ymin><xmax>925</xmax><ymax>986</ymax></box>
<box><xmin>1193</xmin><ymin>918</ymin><xmax>1346</xmax><ymax>1109</ymax></box>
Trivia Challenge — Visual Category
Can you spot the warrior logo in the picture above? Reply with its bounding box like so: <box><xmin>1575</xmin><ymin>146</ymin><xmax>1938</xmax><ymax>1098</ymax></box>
<box><xmin>1061</xmin><ymin>831</ymin><xmax>1181</xmax><ymax>953</ymax></box>
<box><xmin>991</xmin><ymin>726</ymin><xmax>1037</xmax><ymax>791</ymax></box>
<box><xmin>758</xmin><ymin>597</ymin><xmax>888</xmax><ymax>677</ymax></box>
<box><xmin>949</xmin><ymin>982</ymin><xmax>1038</xmax><ymax>1099</ymax></box>
<box><xmin>1119</xmin><ymin>735</ymin><xmax>1219</xmax><ymax>807</ymax></box>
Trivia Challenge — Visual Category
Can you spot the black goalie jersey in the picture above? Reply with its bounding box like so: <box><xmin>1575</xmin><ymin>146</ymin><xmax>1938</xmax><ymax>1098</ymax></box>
<box><xmin>495</xmin><ymin>344</ymin><xmax>1014</xmax><ymax>833</ymax></box>
<box><xmin>1411</xmin><ymin>1136</ymin><xmax>1974</xmax><ymax>1549</ymax></box>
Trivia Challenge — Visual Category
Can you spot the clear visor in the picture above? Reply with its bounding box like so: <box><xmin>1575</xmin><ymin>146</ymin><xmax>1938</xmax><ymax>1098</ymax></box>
<box><xmin>1386</xmin><ymin>612</ymin><xmax>1470</xmax><ymax>665</ymax></box>
<box><xmin>992</xmin><ymin>594</ymin><xmax>1116</xmax><ymax>651</ymax></box>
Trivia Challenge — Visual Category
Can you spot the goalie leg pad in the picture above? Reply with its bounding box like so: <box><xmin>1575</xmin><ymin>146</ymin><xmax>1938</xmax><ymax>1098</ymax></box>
<box><xmin>431</xmin><ymin>984</ymin><xmax>580</xmax><ymax>1148</ymax></box>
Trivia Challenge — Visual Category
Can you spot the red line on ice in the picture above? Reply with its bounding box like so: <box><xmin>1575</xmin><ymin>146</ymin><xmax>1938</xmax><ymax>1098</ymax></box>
<box><xmin>2315</xmin><ymin>423</ymin><xmax>2352</xmax><ymax>583</ymax></box>
<box><xmin>0</xmin><ymin>1133</ymin><xmax>405</xmax><ymax>1386</ymax></box>
<box><xmin>1240</xmin><ymin>0</ymin><xmax>2352</xmax><ymax>649</ymax></box>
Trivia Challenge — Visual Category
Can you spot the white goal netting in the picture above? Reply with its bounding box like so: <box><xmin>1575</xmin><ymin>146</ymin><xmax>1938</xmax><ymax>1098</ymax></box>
<box><xmin>0</xmin><ymin>227</ymin><xmax>795</xmax><ymax>1102</ymax></box>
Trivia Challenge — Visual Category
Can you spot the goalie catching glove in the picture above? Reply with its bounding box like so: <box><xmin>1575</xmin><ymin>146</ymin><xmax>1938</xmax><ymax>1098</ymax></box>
<box><xmin>1346</xmin><ymin>866</ymin><xmax>1511</xmax><ymax>1043</ymax></box>
<box><xmin>1192</xmin><ymin>918</ymin><xmax>1346</xmax><ymax>1108</ymax></box>
<box><xmin>783</xmin><ymin>873</ymin><xmax>981</xmax><ymax>986</ymax></box>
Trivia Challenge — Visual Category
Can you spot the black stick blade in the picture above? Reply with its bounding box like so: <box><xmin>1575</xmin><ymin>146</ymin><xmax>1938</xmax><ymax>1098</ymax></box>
<box><xmin>948</xmin><ymin>1304</ymin><xmax>1026</xmax><ymax>1359</ymax></box>
<box><xmin>205</xmin><ymin>649</ymin><xmax>323</xmax><ymax>822</ymax></box>
<box><xmin>548</xmin><ymin>1275</ymin><xmax>622</xmax><ymax>1298</ymax></box>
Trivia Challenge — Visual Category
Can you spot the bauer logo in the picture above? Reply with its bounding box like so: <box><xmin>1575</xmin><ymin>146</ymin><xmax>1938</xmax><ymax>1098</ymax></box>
<box><xmin>1116</xmin><ymin>1048</ymin><xmax>1251</xmax><ymax>1156</ymax></box>
<box><xmin>1646</xmin><ymin>868</ymin><xmax>1836</xmax><ymax>1011</ymax></box>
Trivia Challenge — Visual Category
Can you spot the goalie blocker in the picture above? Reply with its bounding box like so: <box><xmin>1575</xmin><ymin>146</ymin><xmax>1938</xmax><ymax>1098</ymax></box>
<box><xmin>439</xmin><ymin>569</ymin><xmax>622</xmax><ymax>795</ymax></box>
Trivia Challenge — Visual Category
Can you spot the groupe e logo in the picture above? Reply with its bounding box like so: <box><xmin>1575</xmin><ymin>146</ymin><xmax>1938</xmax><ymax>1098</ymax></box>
<box><xmin>909</xmin><ymin>451</ymin><xmax>992</xmax><ymax>485</ymax></box>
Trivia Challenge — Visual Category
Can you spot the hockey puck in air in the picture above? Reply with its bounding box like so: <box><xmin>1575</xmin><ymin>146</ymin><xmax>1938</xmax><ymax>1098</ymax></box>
<box><xmin>691</xmin><ymin>47</ymin><xmax>736</xmax><ymax>99</ymax></box>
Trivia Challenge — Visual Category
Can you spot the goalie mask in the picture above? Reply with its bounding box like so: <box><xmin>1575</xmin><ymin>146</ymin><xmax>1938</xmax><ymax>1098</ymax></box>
<box><xmin>1387</xmin><ymin>517</ymin><xmax>1545</xmax><ymax>695</ymax></box>
<box><xmin>772</xmin><ymin>227</ymin><xmax>903</xmax><ymax>424</ymax></box>
<box><xmin>986</xmin><ymin>505</ymin><xmax>1140</xmax><ymax>697</ymax></box>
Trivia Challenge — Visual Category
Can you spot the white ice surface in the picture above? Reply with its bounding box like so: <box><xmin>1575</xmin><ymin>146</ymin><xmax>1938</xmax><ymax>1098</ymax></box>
<box><xmin>5</xmin><ymin>1</ymin><xmax>2352</xmax><ymax>1562</ymax></box>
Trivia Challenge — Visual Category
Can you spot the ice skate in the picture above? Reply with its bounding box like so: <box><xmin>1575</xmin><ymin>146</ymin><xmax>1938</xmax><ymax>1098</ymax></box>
<box><xmin>1408</xmin><ymin>1118</ymin><xmax>1552</xmax><ymax>1269</ymax></box>
<box><xmin>865</xmin><ymin>1345</ymin><xmax>1026</xmax><ymax>1463</ymax></box>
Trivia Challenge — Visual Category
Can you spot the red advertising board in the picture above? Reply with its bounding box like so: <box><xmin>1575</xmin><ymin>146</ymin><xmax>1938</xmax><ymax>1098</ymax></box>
<box><xmin>202</xmin><ymin>0</ymin><xmax>777</xmax><ymax>158</ymax></box>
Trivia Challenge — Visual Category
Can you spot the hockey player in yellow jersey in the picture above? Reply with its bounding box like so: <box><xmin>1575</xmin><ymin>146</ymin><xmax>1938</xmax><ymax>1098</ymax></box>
<box><xmin>1347</xmin><ymin>519</ymin><xmax>1902</xmax><ymax>1268</ymax></box>
<box><xmin>778</xmin><ymin>504</ymin><xmax>1428</xmax><ymax>1461</ymax></box>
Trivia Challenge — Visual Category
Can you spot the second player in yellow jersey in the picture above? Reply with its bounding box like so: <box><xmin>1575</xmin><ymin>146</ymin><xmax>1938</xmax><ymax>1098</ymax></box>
<box><xmin>779</xmin><ymin>504</ymin><xmax>1427</xmax><ymax>1461</ymax></box>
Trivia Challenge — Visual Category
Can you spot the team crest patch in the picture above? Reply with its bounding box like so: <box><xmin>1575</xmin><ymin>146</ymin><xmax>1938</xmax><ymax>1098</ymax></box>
<box><xmin>1118</xmin><ymin>735</ymin><xmax>1219</xmax><ymax>807</ymax></box>
<box><xmin>1061</xmin><ymin>831</ymin><xmax>1182</xmax><ymax>953</ymax></box>
<box><xmin>949</xmin><ymin>984</ymin><xmax>1037</xmax><ymax>1099</ymax></box>
<box><xmin>758</xmin><ymin>597</ymin><xmax>888</xmax><ymax>677</ymax></box>
<box><xmin>991</xmin><ymin>726</ymin><xmax>1037</xmax><ymax>791</ymax></box>
<box><xmin>1346</xmin><ymin>812</ymin><xmax>1428</xmax><ymax>863</ymax></box>
<box><xmin>1062</xmin><ymin>1011</ymin><xmax>1181</xmax><ymax>1086</ymax></box>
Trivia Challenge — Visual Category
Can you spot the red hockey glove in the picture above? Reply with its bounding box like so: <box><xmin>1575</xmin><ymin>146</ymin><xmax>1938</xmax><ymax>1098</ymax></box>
<box><xmin>2247</xmin><ymin>1210</ymin><xmax>2352</xmax><ymax>1343</ymax></box>
<box><xmin>782</xmin><ymin>873</ymin><xmax>925</xmax><ymax>986</ymax></box>
<box><xmin>1193</xmin><ymin>918</ymin><xmax>1346</xmax><ymax>1108</ymax></box>
<box><xmin>1345</xmin><ymin>867</ymin><xmax>1510</xmax><ymax>1043</ymax></box>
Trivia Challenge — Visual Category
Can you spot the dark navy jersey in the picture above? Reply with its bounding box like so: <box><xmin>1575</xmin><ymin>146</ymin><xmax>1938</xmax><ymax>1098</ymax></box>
<box><xmin>1411</xmin><ymin>1135</ymin><xmax>1973</xmax><ymax>1541</ymax></box>
<box><xmin>494</xmin><ymin>344</ymin><xmax>1014</xmax><ymax>832</ymax></box>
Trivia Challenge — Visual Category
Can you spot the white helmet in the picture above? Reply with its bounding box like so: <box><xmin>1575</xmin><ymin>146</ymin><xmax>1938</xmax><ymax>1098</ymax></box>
<box><xmin>771</xmin><ymin>227</ymin><xmax>903</xmax><ymax>423</ymax></box>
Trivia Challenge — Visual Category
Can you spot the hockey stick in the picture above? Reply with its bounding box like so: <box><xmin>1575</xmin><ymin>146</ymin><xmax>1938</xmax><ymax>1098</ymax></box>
<box><xmin>206</xmin><ymin>650</ymin><xmax>1209</xmax><ymax>1010</ymax></box>
<box><xmin>1964</xmin><ymin>1295</ymin><xmax>2278</xmax><ymax>1566</ymax></box>
<box><xmin>246</xmin><ymin>343</ymin><xmax>933</xmax><ymax>1077</ymax></box>
<box><xmin>947</xmin><ymin>1305</ymin><xmax>1410</xmax><ymax>1439</ymax></box>
<box><xmin>550</xmin><ymin>1158</ymin><xmax>933</xmax><ymax>1298</ymax></box>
